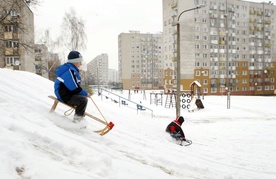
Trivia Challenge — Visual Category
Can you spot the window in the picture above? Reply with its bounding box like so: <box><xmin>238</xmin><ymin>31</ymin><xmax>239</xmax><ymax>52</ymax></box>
<box><xmin>195</xmin><ymin>44</ymin><xmax>200</xmax><ymax>49</ymax></box>
<box><xmin>5</xmin><ymin>57</ymin><xmax>19</xmax><ymax>65</ymax></box>
<box><xmin>203</xmin><ymin>44</ymin><xmax>208</xmax><ymax>49</ymax></box>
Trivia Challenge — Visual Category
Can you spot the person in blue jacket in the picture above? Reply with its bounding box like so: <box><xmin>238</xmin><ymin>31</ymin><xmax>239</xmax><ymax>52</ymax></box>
<box><xmin>54</xmin><ymin>51</ymin><xmax>91</xmax><ymax>122</ymax></box>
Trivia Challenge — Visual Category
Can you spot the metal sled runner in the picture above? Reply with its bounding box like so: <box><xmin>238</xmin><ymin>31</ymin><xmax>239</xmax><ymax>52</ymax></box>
<box><xmin>48</xmin><ymin>95</ymin><xmax>114</xmax><ymax>135</ymax></box>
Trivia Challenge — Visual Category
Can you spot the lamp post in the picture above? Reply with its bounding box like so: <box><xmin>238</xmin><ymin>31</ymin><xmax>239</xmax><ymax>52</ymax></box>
<box><xmin>175</xmin><ymin>4</ymin><xmax>205</xmax><ymax>116</ymax></box>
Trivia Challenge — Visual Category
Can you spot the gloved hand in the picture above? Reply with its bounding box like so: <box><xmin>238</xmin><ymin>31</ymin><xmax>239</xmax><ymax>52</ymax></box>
<box><xmin>171</xmin><ymin>132</ymin><xmax>181</xmax><ymax>138</ymax></box>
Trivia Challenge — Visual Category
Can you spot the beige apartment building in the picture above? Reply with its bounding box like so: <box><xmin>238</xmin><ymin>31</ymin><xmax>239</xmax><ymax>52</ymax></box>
<box><xmin>163</xmin><ymin>0</ymin><xmax>276</xmax><ymax>95</ymax></box>
<box><xmin>118</xmin><ymin>31</ymin><xmax>164</xmax><ymax>90</ymax></box>
<box><xmin>87</xmin><ymin>53</ymin><xmax>109</xmax><ymax>85</ymax></box>
<box><xmin>0</xmin><ymin>0</ymin><xmax>35</xmax><ymax>73</ymax></box>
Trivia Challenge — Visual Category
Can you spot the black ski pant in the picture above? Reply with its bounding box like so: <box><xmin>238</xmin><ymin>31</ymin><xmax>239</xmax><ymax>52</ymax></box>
<box><xmin>66</xmin><ymin>95</ymin><xmax>88</xmax><ymax>116</ymax></box>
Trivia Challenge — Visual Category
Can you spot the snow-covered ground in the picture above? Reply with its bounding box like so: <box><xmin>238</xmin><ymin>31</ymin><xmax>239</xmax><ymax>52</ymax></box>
<box><xmin>0</xmin><ymin>68</ymin><xmax>275</xmax><ymax>179</ymax></box>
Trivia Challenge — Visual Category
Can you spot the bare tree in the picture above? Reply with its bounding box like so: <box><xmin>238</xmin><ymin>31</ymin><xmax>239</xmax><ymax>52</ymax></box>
<box><xmin>60</xmin><ymin>8</ymin><xmax>87</xmax><ymax>51</ymax></box>
<box><xmin>0</xmin><ymin>0</ymin><xmax>41</xmax><ymax>51</ymax></box>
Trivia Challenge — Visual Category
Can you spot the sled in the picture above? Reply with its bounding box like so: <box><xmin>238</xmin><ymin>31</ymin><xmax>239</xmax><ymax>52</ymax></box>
<box><xmin>48</xmin><ymin>95</ymin><xmax>114</xmax><ymax>136</ymax></box>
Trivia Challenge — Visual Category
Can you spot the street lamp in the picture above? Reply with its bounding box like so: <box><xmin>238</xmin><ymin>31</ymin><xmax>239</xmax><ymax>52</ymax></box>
<box><xmin>175</xmin><ymin>4</ymin><xmax>206</xmax><ymax>116</ymax></box>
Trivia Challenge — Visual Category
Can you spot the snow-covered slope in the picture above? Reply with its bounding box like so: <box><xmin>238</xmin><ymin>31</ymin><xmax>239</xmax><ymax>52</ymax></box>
<box><xmin>0</xmin><ymin>68</ymin><xmax>276</xmax><ymax>179</ymax></box>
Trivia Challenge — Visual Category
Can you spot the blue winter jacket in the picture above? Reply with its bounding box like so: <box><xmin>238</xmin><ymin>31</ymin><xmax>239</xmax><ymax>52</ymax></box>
<box><xmin>54</xmin><ymin>63</ymin><xmax>88</xmax><ymax>103</ymax></box>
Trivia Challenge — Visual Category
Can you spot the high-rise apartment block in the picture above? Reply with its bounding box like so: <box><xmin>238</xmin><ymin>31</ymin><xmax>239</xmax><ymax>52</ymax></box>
<box><xmin>0</xmin><ymin>0</ymin><xmax>35</xmax><ymax>73</ymax></box>
<box><xmin>118</xmin><ymin>31</ymin><xmax>164</xmax><ymax>90</ymax></box>
<box><xmin>87</xmin><ymin>54</ymin><xmax>109</xmax><ymax>85</ymax></box>
<box><xmin>108</xmin><ymin>69</ymin><xmax>119</xmax><ymax>84</ymax></box>
<box><xmin>163</xmin><ymin>0</ymin><xmax>276</xmax><ymax>95</ymax></box>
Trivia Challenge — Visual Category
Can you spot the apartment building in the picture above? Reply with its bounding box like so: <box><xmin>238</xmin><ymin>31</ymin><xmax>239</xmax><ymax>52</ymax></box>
<box><xmin>0</xmin><ymin>0</ymin><xmax>35</xmax><ymax>73</ymax></box>
<box><xmin>34</xmin><ymin>44</ymin><xmax>49</xmax><ymax>78</ymax></box>
<box><xmin>163</xmin><ymin>0</ymin><xmax>276</xmax><ymax>95</ymax></box>
<box><xmin>87</xmin><ymin>54</ymin><xmax>109</xmax><ymax>85</ymax></box>
<box><xmin>118</xmin><ymin>31</ymin><xmax>163</xmax><ymax>90</ymax></box>
<box><xmin>108</xmin><ymin>69</ymin><xmax>119</xmax><ymax>84</ymax></box>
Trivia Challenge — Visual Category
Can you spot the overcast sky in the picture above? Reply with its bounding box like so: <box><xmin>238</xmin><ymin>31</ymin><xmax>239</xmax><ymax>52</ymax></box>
<box><xmin>33</xmin><ymin>0</ymin><xmax>162</xmax><ymax>70</ymax></box>
<box><xmin>33</xmin><ymin>0</ymin><xmax>273</xmax><ymax>70</ymax></box>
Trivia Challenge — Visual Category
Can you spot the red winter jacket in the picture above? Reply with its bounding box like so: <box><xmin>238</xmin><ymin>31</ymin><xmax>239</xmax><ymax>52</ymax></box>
<box><xmin>165</xmin><ymin>116</ymin><xmax>185</xmax><ymax>138</ymax></box>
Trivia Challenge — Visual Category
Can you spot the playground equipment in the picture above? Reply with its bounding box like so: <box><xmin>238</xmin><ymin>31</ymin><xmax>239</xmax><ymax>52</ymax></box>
<box><xmin>165</xmin><ymin>81</ymin><xmax>204</xmax><ymax>110</ymax></box>
<box><xmin>165</xmin><ymin>92</ymin><xmax>176</xmax><ymax>108</ymax></box>
<box><xmin>150</xmin><ymin>92</ymin><xmax>163</xmax><ymax>106</ymax></box>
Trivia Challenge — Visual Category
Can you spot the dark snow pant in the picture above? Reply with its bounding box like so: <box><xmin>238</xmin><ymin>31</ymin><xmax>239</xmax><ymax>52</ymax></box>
<box><xmin>66</xmin><ymin>95</ymin><xmax>88</xmax><ymax>116</ymax></box>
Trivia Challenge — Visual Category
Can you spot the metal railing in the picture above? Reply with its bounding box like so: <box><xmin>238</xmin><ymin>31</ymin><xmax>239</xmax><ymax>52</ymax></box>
<box><xmin>99</xmin><ymin>88</ymin><xmax>153</xmax><ymax>117</ymax></box>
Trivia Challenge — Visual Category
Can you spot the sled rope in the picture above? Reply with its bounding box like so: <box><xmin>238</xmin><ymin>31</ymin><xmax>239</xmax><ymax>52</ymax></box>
<box><xmin>64</xmin><ymin>107</ymin><xmax>74</xmax><ymax>116</ymax></box>
<box><xmin>89</xmin><ymin>97</ymin><xmax>108</xmax><ymax>124</ymax></box>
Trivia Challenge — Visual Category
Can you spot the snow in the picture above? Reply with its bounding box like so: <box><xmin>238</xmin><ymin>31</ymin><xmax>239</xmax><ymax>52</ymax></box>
<box><xmin>0</xmin><ymin>68</ymin><xmax>276</xmax><ymax>179</ymax></box>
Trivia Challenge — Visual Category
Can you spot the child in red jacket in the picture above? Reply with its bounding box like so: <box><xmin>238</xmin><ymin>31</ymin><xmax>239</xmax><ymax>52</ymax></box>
<box><xmin>166</xmin><ymin>116</ymin><xmax>186</xmax><ymax>141</ymax></box>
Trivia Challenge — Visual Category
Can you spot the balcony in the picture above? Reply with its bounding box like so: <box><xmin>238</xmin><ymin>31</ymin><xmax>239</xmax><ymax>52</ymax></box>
<box><xmin>265</xmin><ymin>59</ymin><xmax>271</xmax><ymax>62</ymax></box>
<box><xmin>249</xmin><ymin>66</ymin><xmax>255</xmax><ymax>70</ymax></box>
<box><xmin>257</xmin><ymin>34</ymin><xmax>263</xmax><ymax>38</ymax></box>
<box><xmin>211</xmin><ymin>83</ymin><xmax>218</xmax><ymax>87</ymax></box>
<box><xmin>210</xmin><ymin>5</ymin><xmax>217</xmax><ymax>10</ymax></box>
<box><xmin>211</xmin><ymin>40</ymin><xmax>218</xmax><ymax>44</ymax></box>
<box><xmin>256</xmin><ymin>11</ymin><xmax>263</xmax><ymax>16</ymax></box>
<box><xmin>265</xmin><ymin>12</ymin><xmax>271</xmax><ymax>17</ymax></box>
<box><xmin>249</xmin><ymin>18</ymin><xmax>256</xmax><ymax>23</ymax></box>
<box><xmin>210</xmin><ymin>31</ymin><xmax>218</xmax><ymax>35</ymax></box>
<box><xmin>219</xmin><ymin>57</ymin><xmax>226</xmax><ymax>61</ymax></box>
<box><xmin>250</xmin><ymin>50</ymin><xmax>256</xmax><ymax>54</ymax></box>
<box><xmin>171</xmin><ymin>1</ymin><xmax>177</xmax><ymax>8</ymax></box>
<box><xmin>257</xmin><ymin>50</ymin><xmax>263</xmax><ymax>55</ymax></box>
<box><xmin>212</xmin><ymin>66</ymin><xmax>219</xmax><ymax>70</ymax></box>
<box><xmin>213</xmin><ymin>57</ymin><xmax>218</xmax><ymax>62</ymax></box>
<box><xmin>5</xmin><ymin>48</ymin><xmax>19</xmax><ymax>55</ymax></box>
<box><xmin>249</xmin><ymin>26</ymin><xmax>255</xmax><ymax>30</ymax></box>
<box><xmin>219</xmin><ymin>40</ymin><xmax>225</xmax><ymax>45</ymax></box>
<box><xmin>4</xmin><ymin>31</ymin><xmax>20</xmax><ymax>40</ymax></box>
<box><xmin>219</xmin><ymin>49</ymin><xmax>225</xmax><ymax>53</ymax></box>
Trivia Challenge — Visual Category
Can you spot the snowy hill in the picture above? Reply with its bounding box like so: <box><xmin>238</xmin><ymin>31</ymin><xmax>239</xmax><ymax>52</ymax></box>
<box><xmin>0</xmin><ymin>68</ymin><xmax>276</xmax><ymax>179</ymax></box>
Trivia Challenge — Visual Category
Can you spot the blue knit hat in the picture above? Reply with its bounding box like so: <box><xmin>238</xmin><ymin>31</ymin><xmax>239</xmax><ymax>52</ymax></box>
<box><xmin>67</xmin><ymin>51</ymin><xmax>83</xmax><ymax>63</ymax></box>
